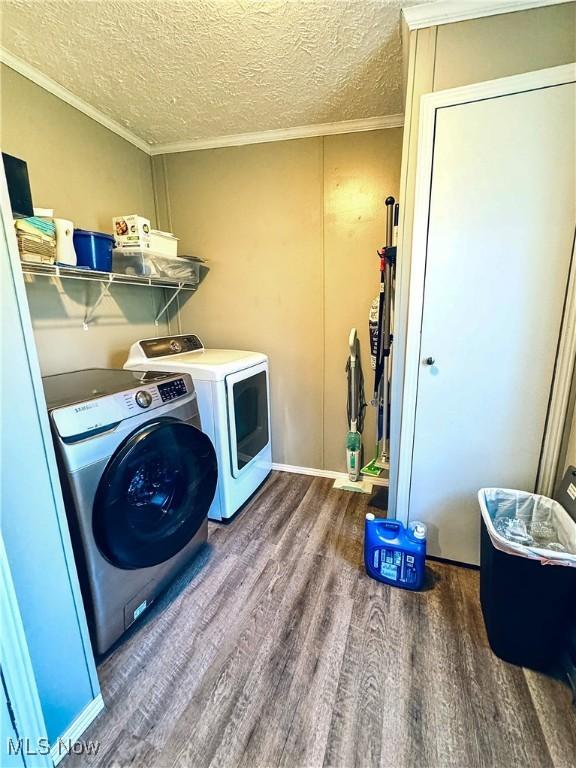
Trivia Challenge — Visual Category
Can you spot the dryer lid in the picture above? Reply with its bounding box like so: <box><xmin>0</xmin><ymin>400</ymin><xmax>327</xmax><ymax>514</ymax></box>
<box><xmin>126</xmin><ymin>335</ymin><xmax>267</xmax><ymax>381</ymax></box>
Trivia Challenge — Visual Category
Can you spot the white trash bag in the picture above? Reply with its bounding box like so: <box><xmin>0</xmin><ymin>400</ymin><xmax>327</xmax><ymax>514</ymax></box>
<box><xmin>478</xmin><ymin>488</ymin><xmax>576</xmax><ymax>567</ymax></box>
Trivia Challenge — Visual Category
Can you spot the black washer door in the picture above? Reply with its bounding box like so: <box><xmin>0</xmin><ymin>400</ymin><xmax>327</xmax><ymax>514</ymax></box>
<box><xmin>93</xmin><ymin>418</ymin><xmax>217</xmax><ymax>569</ymax></box>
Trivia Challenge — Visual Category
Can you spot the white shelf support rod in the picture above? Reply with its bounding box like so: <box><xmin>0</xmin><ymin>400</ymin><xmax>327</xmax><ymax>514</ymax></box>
<box><xmin>155</xmin><ymin>285</ymin><xmax>183</xmax><ymax>326</ymax></box>
<box><xmin>83</xmin><ymin>282</ymin><xmax>111</xmax><ymax>330</ymax></box>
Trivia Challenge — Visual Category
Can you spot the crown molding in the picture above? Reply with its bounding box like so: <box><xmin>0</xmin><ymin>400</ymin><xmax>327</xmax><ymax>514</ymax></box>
<box><xmin>149</xmin><ymin>114</ymin><xmax>404</xmax><ymax>155</ymax></box>
<box><xmin>402</xmin><ymin>0</ymin><xmax>571</xmax><ymax>30</ymax></box>
<box><xmin>0</xmin><ymin>47</ymin><xmax>152</xmax><ymax>154</ymax></box>
<box><xmin>0</xmin><ymin>46</ymin><xmax>403</xmax><ymax>156</ymax></box>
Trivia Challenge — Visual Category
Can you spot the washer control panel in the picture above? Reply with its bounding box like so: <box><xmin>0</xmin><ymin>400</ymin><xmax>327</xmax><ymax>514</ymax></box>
<box><xmin>135</xmin><ymin>390</ymin><xmax>153</xmax><ymax>408</ymax></box>
<box><xmin>158</xmin><ymin>378</ymin><xmax>188</xmax><ymax>402</ymax></box>
<box><xmin>51</xmin><ymin>373</ymin><xmax>193</xmax><ymax>440</ymax></box>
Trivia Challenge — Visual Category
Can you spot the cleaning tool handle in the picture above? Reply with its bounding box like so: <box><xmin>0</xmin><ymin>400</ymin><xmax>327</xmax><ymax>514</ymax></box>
<box><xmin>385</xmin><ymin>196</ymin><xmax>395</xmax><ymax>249</ymax></box>
<box><xmin>348</xmin><ymin>328</ymin><xmax>357</xmax><ymax>362</ymax></box>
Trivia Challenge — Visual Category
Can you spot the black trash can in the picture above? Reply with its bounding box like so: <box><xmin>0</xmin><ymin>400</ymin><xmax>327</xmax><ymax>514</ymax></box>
<box><xmin>479</xmin><ymin>467</ymin><xmax>576</xmax><ymax>672</ymax></box>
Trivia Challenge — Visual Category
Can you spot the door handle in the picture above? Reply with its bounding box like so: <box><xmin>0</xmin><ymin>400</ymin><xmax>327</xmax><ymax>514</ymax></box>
<box><xmin>424</xmin><ymin>357</ymin><xmax>435</xmax><ymax>366</ymax></box>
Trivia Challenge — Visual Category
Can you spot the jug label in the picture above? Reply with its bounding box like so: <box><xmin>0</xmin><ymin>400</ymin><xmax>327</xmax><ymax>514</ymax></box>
<box><xmin>378</xmin><ymin>547</ymin><xmax>419</xmax><ymax>586</ymax></box>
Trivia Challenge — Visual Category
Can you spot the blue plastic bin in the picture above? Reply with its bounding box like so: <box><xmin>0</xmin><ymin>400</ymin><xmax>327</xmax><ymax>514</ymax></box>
<box><xmin>73</xmin><ymin>230</ymin><xmax>114</xmax><ymax>272</ymax></box>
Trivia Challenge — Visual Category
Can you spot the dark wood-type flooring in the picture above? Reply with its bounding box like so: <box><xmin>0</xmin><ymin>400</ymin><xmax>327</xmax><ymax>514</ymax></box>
<box><xmin>63</xmin><ymin>472</ymin><xmax>576</xmax><ymax>768</ymax></box>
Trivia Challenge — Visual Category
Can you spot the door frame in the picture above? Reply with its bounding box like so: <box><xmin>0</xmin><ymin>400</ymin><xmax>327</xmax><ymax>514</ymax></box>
<box><xmin>396</xmin><ymin>63</ymin><xmax>576</xmax><ymax>522</ymax></box>
<box><xmin>1</xmin><ymin>534</ymin><xmax>52</xmax><ymax>768</ymax></box>
<box><xmin>1</xmin><ymin>162</ymin><xmax>102</xmax><ymax>751</ymax></box>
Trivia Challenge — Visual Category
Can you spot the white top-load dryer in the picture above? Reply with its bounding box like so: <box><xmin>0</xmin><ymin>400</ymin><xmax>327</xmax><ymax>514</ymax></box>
<box><xmin>125</xmin><ymin>334</ymin><xmax>272</xmax><ymax>521</ymax></box>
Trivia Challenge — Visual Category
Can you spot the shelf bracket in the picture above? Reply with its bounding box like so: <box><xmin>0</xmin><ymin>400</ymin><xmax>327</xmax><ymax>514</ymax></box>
<box><xmin>155</xmin><ymin>285</ymin><xmax>183</xmax><ymax>326</ymax></box>
<box><xmin>83</xmin><ymin>281</ymin><xmax>111</xmax><ymax>330</ymax></box>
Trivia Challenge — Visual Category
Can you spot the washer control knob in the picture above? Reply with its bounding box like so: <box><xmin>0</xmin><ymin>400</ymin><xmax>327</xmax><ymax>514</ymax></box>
<box><xmin>135</xmin><ymin>390</ymin><xmax>152</xmax><ymax>408</ymax></box>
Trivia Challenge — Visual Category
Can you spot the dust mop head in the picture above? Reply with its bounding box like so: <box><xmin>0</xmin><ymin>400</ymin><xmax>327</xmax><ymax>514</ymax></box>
<box><xmin>361</xmin><ymin>459</ymin><xmax>382</xmax><ymax>478</ymax></box>
<box><xmin>333</xmin><ymin>476</ymin><xmax>373</xmax><ymax>494</ymax></box>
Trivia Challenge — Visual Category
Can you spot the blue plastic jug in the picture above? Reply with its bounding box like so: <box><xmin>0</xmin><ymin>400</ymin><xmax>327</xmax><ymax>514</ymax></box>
<box><xmin>364</xmin><ymin>514</ymin><xmax>427</xmax><ymax>590</ymax></box>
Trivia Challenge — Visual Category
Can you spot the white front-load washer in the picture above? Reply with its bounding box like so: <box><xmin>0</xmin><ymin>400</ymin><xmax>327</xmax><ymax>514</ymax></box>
<box><xmin>43</xmin><ymin>368</ymin><xmax>218</xmax><ymax>655</ymax></box>
<box><xmin>125</xmin><ymin>334</ymin><xmax>272</xmax><ymax>521</ymax></box>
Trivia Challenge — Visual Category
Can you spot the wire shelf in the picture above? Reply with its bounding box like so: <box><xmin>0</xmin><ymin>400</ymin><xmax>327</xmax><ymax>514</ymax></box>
<box><xmin>20</xmin><ymin>261</ymin><xmax>203</xmax><ymax>328</ymax></box>
<box><xmin>20</xmin><ymin>261</ymin><xmax>200</xmax><ymax>291</ymax></box>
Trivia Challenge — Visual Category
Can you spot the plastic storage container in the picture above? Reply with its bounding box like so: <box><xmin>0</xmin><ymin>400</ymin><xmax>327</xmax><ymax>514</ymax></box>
<box><xmin>364</xmin><ymin>515</ymin><xmax>427</xmax><ymax>590</ymax></box>
<box><xmin>73</xmin><ymin>230</ymin><xmax>114</xmax><ymax>271</ymax></box>
<box><xmin>478</xmin><ymin>468</ymin><xmax>576</xmax><ymax>671</ymax></box>
<box><xmin>112</xmin><ymin>248</ymin><xmax>156</xmax><ymax>276</ymax></box>
<box><xmin>112</xmin><ymin>249</ymin><xmax>198</xmax><ymax>281</ymax></box>
<box><xmin>152</xmin><ymin>254</ymin><xmax>197</xmax><ymax>280</ymax></box>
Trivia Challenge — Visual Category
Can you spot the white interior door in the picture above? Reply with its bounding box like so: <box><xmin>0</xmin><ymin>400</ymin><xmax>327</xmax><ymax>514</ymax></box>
<box><xmin>403</xmin><ymin>72</ymin><xmax>575</xmax><ymax>565</ymax></box>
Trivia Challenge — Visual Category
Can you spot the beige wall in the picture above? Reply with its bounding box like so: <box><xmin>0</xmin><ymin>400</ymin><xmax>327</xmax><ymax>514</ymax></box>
<box><xmin>1</xmin><ymin>62</ymin><xmax>402</xmax><ymax>470</ymax></box>
<box><xmin>390</xmin><ymin>2</ymin><xmax>576</xmax><ymax>510</ymax></box>
<box><xmin>322</xmin><ymin>130</ymin><xmax>403</xmax><ymax>471</ymax></box>
<box><xmin>0</xmin><ymin>64</ymin><xmax>166</xmax><ymax>374</ymax></box>
<box><xmin>155</xmin><ymin>138</ymin><xmax>325</xmax><ymax>468</ymax></box>
<box><xmin>1</xmin><ymin>66</ymin><xmax>155</xmax><ymax>231</ymax></box>
<box><xmin>433</xmin><ymin>3</ymin><xmax>576</xmax><ymax>91</ymax></box>
<box><xmin>156</xmin><ymin>129</ymin><xmax>402</xmax><ymax>469</ymax></box>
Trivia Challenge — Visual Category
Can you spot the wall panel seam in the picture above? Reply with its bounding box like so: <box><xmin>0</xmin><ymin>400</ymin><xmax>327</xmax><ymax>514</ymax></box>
<box><xmin>150</xmin><ymin>154</ymin><xmax>161</xmax><ymax>230</ymax></box>
<box><xmin>321</xmin><ymin>135</ymin><xmax>326</xmax><ymax>469</ymax></box>
<box><xmin>431</xmin><ymin>25</ymin><xmax>439</xmax><ymax>91</ymax></box>
<box><xmin>163</xmin><ymin>155</ymin><xmax>173</xmax><ymax>234</ymax></box>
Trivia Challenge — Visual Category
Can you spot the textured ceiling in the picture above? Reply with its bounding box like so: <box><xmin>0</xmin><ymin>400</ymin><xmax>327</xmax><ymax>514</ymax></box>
<box><xmin>0</xmin><ymin>0</ymin><xmax>431</xmax><ymax>146</ymax></box>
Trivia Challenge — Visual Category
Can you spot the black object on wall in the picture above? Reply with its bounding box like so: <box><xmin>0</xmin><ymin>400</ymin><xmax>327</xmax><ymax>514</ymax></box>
<box><xmin>2</xmin><ymin>152</ymin><xmax>34</xmax><ymax>218</ymax></box>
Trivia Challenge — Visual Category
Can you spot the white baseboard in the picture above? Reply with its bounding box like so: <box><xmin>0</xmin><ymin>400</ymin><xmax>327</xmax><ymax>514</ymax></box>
<box><xmin>271</xmin><ymin>462</ymin><xmax>389</xmax><ymax>487</ymax></box>
<box><xmin>50</xmin><ymin>694</ymin><xmax>105</xmax><ymax>765</ymax></box>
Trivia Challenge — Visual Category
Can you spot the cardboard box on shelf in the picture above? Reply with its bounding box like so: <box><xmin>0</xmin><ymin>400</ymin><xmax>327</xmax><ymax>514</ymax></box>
<box><xmin>113</xmin><ymin>215</ymin><xmax>151</xmax><ymax>249</ymax></box>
